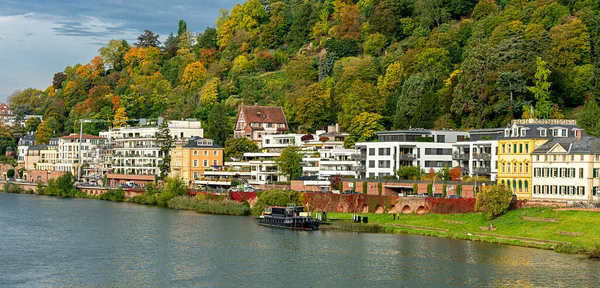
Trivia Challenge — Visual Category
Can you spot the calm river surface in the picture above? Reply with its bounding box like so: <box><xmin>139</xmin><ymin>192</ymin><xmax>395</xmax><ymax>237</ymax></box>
<box><xmin>0</xmin><ymin>193</ymin><xmax>598</xmax><ymax>287</ymax></box>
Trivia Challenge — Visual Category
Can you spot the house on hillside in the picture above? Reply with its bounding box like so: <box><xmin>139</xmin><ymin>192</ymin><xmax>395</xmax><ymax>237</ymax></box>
<box><xmin>233</xmin><ymin>105</ymin><xmax>289</xmax><ymax>147</ymax></box>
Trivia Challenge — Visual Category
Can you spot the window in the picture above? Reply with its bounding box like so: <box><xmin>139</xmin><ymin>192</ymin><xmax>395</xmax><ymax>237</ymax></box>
<box><xmin>378</xmin><ymin>161</ymin><xmax>391</xmax><ymax>168</ymax></box>
<box><xmin>553</xmin><ymin>168</ymin><xmax>558</xmax><ymax>177</ymax></box>
<box><xmin>525</xmin><ymin>163</ymin><xmax>529</xmax><ymax>173</ymax></box>
<box><xmin>513</xmin><ymin>144</ymin><xmax>517</xmax><ymax>154</ymax></box>
<box><xmin>193</xmin><ymin>151</ymin><xmax>198</xmax><ymax>156</ymax></box>
<box><xmin>594</xmin><ymin>187</ymin><xmax>598</xmax><ymax>196</ymax></box>
<box><xmin>520</xmin><ymin>128</ymin><xmax>526</xmax><ymax>136</ymax></box>
<box><xmin>378</xmin><ymin>148</ymin><xmax>391</xmax><ymax>156</ymax></box>
<box><xmin>508</xmin><ymin>144</ymin><xmax>511</xmax><ymax>154</ymax></box>
<box><xmin>213</xmin><ymin>151</ymin><xmax>218</xmax><ymax>156</ymax></box>
<box><xmin>369</xmin><ymin>148</ymin><xmax>375</xmax><ymax>156</ymax></box>
<box><xmin>502</xmin><ymin>144</ymin><xmax>505</xmax><ymax>154</ymax></box>
<box><xmin>525</xmin><ymin>144</ymin><xmax>529</xmax><ymax>153</ymax></box>
<box><xmin>213</xmin><ymin>160</ymin><xmax>218</xmax><ymax>166</ymax></box>
<box><xmin>540</xmin><ymin>129</ymin><xmax>547</xmax><ymax>137</ymax></box>
<box><xmin>193</xmin><ymin>160</ymin><xmax>198</xmax><ymax>167</ymax></box>
<box><xmin>519</xmin><ymin>163</ymin><xmax>523</xmax><ymax>173</ymax></box>
<box><xmin>369</xmin><ymin>160</ymin><xmax>375</xmax><ymax>168</ymax></box>
<box><xmin>580</xmin><ymin>168</ymin><xmax>584</xmax><ymax>178</ymax></box>
<box><xmin>519</xmin><ymin>144</ymin><xmax>523</xmax><ymax>153</ymax></box>
<box><xmin>193</xmin><ymin>172</ymin><xmax>199</xmax><ymax>179</ymax></box>
<box><xmin>203</xmin><ymin>160</ymin><xmax>208</xmax><ymax>167</ymax></box>
<box><xmin>203</xmin><ymin>151</ymin><xmax>208</xmax><ymax>156</ymax></box>
<box><xmin>437</xmin><ymin>135</ymin><xmax>445</xmax><ymax>143</ymax></box>
<box><xmin>505</xmin><ymin>129</ymin><xmax>510</xmax><ymax>137</ymax></box>
<box><xmin>502</xmin><ymin>163</ymin><xmax>505</xmax><ymax>173</ymax></box>
<box><xmin>536</xmin><ymin>155</ymin><xmax>539</xmax><ymax>161</ymax></box>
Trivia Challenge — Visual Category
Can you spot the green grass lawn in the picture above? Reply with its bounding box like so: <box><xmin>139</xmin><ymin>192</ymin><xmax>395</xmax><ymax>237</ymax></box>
<box><xmin>324</xmin><ymin>208</ymin><xmax>600</xmax><ymax>253</ymax></box>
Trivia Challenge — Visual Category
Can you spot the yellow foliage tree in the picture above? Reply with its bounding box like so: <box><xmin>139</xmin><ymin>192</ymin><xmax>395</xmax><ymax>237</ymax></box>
<box><xmin>181</xmin><ymin>61</ymin><xmax>208</xmax><ymax>91</ymax></box>
<box><xmin>113</xmin><ymin>107</ymin><xmax>129</xmax><ymax>128</ymax></box>
<box><xmin>200</xmin><ymin>78</ymin><xmax>220</xmax><ymax>107</ymax></box>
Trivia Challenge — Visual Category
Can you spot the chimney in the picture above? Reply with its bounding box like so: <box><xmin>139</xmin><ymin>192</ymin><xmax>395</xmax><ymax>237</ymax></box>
<box><xmin>576</xmin><ymin>130</ymin><xmax>582</xmax><ymax>140</ymax></box>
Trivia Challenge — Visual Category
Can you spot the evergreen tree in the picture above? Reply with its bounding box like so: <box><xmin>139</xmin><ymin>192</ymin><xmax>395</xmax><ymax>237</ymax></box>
<box><xmin>579</xmin><ymin>99</ymin><xmax>600</xmax><ymax>137</ymax></box>
<box><xmin>156</xmin><ymin>119</ymin><xmax>175</xmax><ymax>179</ymax></box>
<box><xmin>206</xmin><ymin>103</ymin><xmax>230</xmax><ymax>147</ymax></box>
<box><xmin>276</xmin><ymin>146</ymin><xmax>303</xmax><ymax>181</ymax></box>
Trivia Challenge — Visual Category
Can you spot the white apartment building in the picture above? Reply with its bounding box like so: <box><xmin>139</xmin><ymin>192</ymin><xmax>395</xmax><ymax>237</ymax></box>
<box><xmin>355</xmin><ymin>129</ymin><xmax>469</xmax><ymax>179</ymax></box>
<box><xmin>17</xmin><ymin>133</ymin><xmax>36</xmax><ymax>165</ymax></box>
<box><xmin>36</xmin><ymin>138</ymin><xmax>59</xmax><ymax>171</ymax></box>
<box><xmin>453</xmin><ymin>129</ymin><xmax>502</xmax><ymax>181</ymax></box>
<box><xmin>54</xmin><ymin>134</ymin><xmax>107</xmax><ymax>178</ymax></box>
<box><xmin>302</xmin><ymin>148</ymin><xmax>359</xmax><ymax>179</ymax></box>
<box><xmin>531</xmin><ymin>136</ymin><xmax>600</xmax><ymax>202</ymax></box>
<box><xmin>101</xmin><ymin>119</ymin><xmax>204</xmax><ymax>178</ymax></box>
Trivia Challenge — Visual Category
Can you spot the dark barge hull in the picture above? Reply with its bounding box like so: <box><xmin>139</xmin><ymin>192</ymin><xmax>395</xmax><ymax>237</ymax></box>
<box><xmin>258</xmin><ymin>222</ymin><xmax>317</xmax><ymax>231</ymax></box>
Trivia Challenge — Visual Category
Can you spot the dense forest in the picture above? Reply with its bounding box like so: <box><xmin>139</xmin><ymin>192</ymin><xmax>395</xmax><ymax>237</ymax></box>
<box><xmin>4</xmin><ymin>0</ymin><xmax>600</xmax><ymax>149</ymax></box>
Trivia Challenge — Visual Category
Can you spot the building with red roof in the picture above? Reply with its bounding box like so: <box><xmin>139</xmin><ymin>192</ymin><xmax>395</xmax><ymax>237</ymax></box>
<box><xmin>234</xmin><ymin>105</ymin><xmax>289</xmax><ymax>147</ymax></box>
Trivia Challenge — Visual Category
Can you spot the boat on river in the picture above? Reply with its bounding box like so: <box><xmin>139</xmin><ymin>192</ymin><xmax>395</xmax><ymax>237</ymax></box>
<box><xmin>259</xmin><ymin>205</ymin><xmax>320</xmax><ymax>231</ymax></box>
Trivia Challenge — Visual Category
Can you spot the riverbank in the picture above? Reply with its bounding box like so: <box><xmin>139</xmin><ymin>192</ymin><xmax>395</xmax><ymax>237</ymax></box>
<box><xmin>325</xmin><ymin>209</ymin><xmax>600</xmax><ymax>255</ymax></box>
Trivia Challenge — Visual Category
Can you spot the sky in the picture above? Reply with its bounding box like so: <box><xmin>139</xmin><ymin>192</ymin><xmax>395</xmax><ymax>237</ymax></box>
<box><xmin>0</xmin><ymin>0</ymin><xmax>241</xmax><ymax>102</ymax></box>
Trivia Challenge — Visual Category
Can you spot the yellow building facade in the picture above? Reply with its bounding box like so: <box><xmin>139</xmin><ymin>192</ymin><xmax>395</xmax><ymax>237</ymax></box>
<box><xmin>171</xmin><ymin>138</ymin><xmax>224</xmax><ymax>186</ymax></box>
<box><xmin>497</xmin><ymin>119</ymin><xmax>581</xmax><ymax>199</ymax></box>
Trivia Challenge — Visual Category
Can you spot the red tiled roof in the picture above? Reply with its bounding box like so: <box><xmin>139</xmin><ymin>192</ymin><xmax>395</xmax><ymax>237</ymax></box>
<box><xmin>60</xmin><ymin>134</ymin><xmax>104</xmax><ymax>140</ymax></box>
<box><xmin>240</xmin><ymin>106</ymin><xmax>288</xmax><ymax>125</ymax></box>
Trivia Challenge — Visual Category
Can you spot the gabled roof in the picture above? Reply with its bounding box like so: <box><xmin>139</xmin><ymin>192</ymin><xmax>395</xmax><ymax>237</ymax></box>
<box><xmin>532</xmin><ymin>137</ymin><xmax>600</xmax><ymax>154</ymax></box>
<box><xmin>237</xmin><ymin>106</ymin><xmax>288</xmax><ymax>125</ymax></box>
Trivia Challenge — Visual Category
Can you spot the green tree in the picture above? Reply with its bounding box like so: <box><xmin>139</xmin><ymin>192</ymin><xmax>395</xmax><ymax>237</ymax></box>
<box><xmin>413</xmin><ymin>48</ymin><xmax>452</xmax><ymax>89</ymax></box>
<box><xmin>156</xmin><ymin>177</ymin><xmax>187</xmax><ymax>207</ymax></box>
<box><xmin>475</xmin><ymin>185</ymin><xmax>513</xmax><ymax>220</ymax></box>
<box><xmin>529</xmin><ymin>57</ymin><xmax>554</xmax><ymax>119</ymax></box>
<box><xmin>565</xmin><ymin>64</ymin><xmax>594</xmax><ymax>106</ymax></box>
<box><xmin>550</xmin><ymin>19</ymin><xmax>592</xmax><ymax>69</ymax></box>
<box><xmin>415</xmin><ymin>0</ymin><xmax>450</xmax><ymax>27</ymax></box>
<box><xmin>98</xmin><ymin>39</ymin><xmax>130</xmax><ymax>71</ymax></box>
<box><xmin>225</xmin><ymin>137</ymin><xmax>259</xmax><ymax>159</ymax></box>
<box><xmin>276</xmin><ymin>146</ymin><xmax>303</xmax><ymax>180</ymax></box>
<box><xmin>285</xmin><ymin>55</ymin><xmax>317</xmax><ymax>87</ymax></box>
<box><xmin>410</xmin><ymin>90</ymin><xmax>439</xmax><ymax>129</ymax></box>
<box><xmin>579</xmin><ymin>99</ymin><xmax>600</xmax><ymax>137</ymax></box>
<box><xmin>34</xmin><ymin>121</ymin><xmax>53</xmax><ymax>145</ymax></box>
<box><xmin>496</xmin><ymin>71</ymin><xmax>527</xmax><ymax>102</ymax></box>
<box><xmin>135</xmin><ymin>30</ymin><xmax>161</xmax><ymax>47</ymax></box>
<box><xmin>178</xmin><ymin>19</ymin><xmax>187</xmax><ymax>36</ymax></box>
<box><xmin>296</xmin><ymin>83</ymin><xmax>330</xmax><ymax>130</ymax></box>
<box><xmin>197</xmin><ymin>27</ymin><xmax>218</xmax><ymax>49</ymax></box>
<box><xmin>397</xmin><ymin>166</ymin><xmax>422</xmax><ymax>180</ymax></box>
<box><xmin>345</xmin><ymin>112</ymin><xmax>384</xmax><ymax>147</ymax></box>
<box><xmin>25</xmin><ymin>117</ymin><xmax>41</xmax><ymax>133</ymax></box>
<box><xmin>339</xmin><ymin>80</ymin><xmax>383</xmax><ymax>129</ymax></box>
<box><xmin>156</xmin><ymin>119</ymin><xmax>174</xmax><ymax>179</ymax></box>
<box><xmin>395</xmin><ymin>75</ymin><xmax>426</xmax><ymax>129</ymax></box>
<box><xmin>363</xmin><ymin>33</ymin><xmax>387</xmax><ymax>57</ymax></box>
<box><xmin>206</xmin><ymin>103</ymin><xmax>231</xmax><ymax>147</ymax></box>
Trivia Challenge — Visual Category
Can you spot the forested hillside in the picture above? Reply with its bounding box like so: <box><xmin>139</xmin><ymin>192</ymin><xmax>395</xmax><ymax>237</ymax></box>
<box><xmin>6</xmin><ymin>0</ymin><xmax>600</xmax><ymax>148</ymax></box>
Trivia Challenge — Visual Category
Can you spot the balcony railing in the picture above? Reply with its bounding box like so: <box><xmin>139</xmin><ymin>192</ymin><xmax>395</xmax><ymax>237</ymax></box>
<box><xmin>473</xmin><ymin>167</ymin><xmax>492</xmax><ymax>174</ymax></box>
<box><xmin>452</xmin><ymin>153</ymin><xmax>469</xmax><ymax>160</ymax></box>
<box><xmin>398</xmin><ymin>154</ymin><xmax>416</xmax><ymax>160</ymax></box>
<box><xmin>351</xmin><ymin>154</ymin><xmax>366</xmax><ymax>160</ymax></box>
<box><xmin>473</xmin><ymin>153</ymin><xmax>491</xmax><ymax>160</ymax></box>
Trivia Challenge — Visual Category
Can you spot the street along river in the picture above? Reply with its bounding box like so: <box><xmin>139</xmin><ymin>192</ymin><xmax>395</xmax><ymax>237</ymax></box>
<box><xmin>1</xmin><ymin>193</ymin><xmax>598</xmax><ymax>287</ymax></box>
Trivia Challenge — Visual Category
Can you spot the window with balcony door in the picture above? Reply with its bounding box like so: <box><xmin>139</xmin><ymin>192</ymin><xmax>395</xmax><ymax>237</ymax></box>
<box><xmin>193</xmin><ymin>172</ymin><xmax>199</xmax><ymax>179</ymax></box>
<box><xmin>519</xmin><ymin>163</ymin><xmax>523</xmax><ymax>173</ymax></box>
<box><xmin>502</xmin><ymin>144</ymin><xmax>505</xmax><ymax>154</ymax></box>
<box><xmin>502</xmin><ymin>163</ymin><xmax>505</xmax><ymax>173</ymax></box>
<box><xmin>213</xmin><ymin>160</ymin><xmax>218</xmax><ymax>166</ymax></box>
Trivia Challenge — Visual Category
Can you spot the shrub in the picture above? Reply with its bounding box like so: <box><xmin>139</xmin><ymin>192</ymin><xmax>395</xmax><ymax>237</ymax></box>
<box><xmin>130</xmin><ymin>193</ymin><xmax>157</xmax><ymax>205</ymax></box>
<box><xmin>475</xmin><ymin>185</ymin><xmax>513</xmax><ymax>220</ymax></box>
<box><xmin>330</xmin><ymin>175</ymin><xmax>342</xmax><ymax>191</ymax></box>
<box><xmin>378</xmin><ymin>182</ymin><xmax>382</xmax><ymax>196</ymax></box>
<box><xmin>168</xmin><ymin>196</ymin><xmax>250</xmax><ymax>215</ymax></box>
<box><xmin>449</xmin><ymin>167</ymin><xmax>462</xmax><ymax>181</ymax></box>
<box><xmin>456</xmin><ymin>184</ymin><xmax>462</xmax><ymax>196</ymax></box>
<box><xmin>251</xmin><ymin>190</ymin><xmax>303</xmax><ymax>216</ymax></box>
<box><xmin>588</xmin><ymin>245</ymin><xmax>600</xmax><ymax>259</ymax></box>
<box><xmin>339</xmin><ymin>179</ymin><xmax>344</xmax><ymax>192</ymax></box>
<box><xmin>100</xmin><ymin>188</ymin><xmax>126</xmax><ymax>202</ymax></box>
<box><xmin>6</xmin><ymin>169</ymin><xmax>15</xmax><ymax>178</ymax></box>
<box><xmin>413</xmin><ymin>183</ymin><xmax>418</xmax><ymax>194</ymax></box>
<box><xmin>397</xmin><ymin>166</ymin><xmax>421</xmax><ymax>180</ymax></box>
<box><xmin>442</xmin><ymin>184</ymin><xmax>447</xmax><ymax>198</ymax></box>
<box><xmin>156</xmin><ymin>177</ymin><xmax>187</xmax><ymax>207</ymax></box>
<box><xmin>362</xmin><ymin>182</ymin><xmax>367</xmax><ymax>194</ymax></box>
<box><xmin>427</xmin><ymin>184</ymin><xmax>433</xmax><ymax>197</ymax></box>
<box><xmin>36</xmin><ymin>181</ymin><xmax>45</xmax><ymax>195</ymax></box>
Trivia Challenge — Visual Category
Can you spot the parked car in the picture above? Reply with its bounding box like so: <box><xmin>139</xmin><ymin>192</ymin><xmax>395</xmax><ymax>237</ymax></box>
<box><xmin>417</xmin><ymin>193</ymin><xmax>428</xmax><ymax>198</ymax></box>
<box><xmin>448</xmin><ymin>195</ymin><xmax>462</xmax><ymax>199</ymax></box>
<box><xmin>228</xmin><ymin>187</ymin><xmax>239</xmax><ymax>192</ymax></box>
<box><xmin>244</xmin><ymin>186</ymin><xmax>256</xmax><ymax>192</ymax></box>
<box><xmin>342</xmin><ymin>190</ymin><xmax>360</xmax><ymax>195</ymax></box>
<box><xmin>433</xmin><ymin>193</ymin><xmax>444</xmax><ymax>198</ymax></box>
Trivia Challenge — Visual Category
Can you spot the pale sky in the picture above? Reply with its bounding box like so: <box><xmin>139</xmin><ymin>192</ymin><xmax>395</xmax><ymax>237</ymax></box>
<box><xmin>0</xmin><ymin>0</ymin><xmax>240</xmax><ymax>102</ymax></box>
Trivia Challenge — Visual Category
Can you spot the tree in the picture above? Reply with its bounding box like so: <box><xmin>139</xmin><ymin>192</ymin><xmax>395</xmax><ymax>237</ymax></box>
<box><xmin>550</xmin><ymin>19</ymin><xmax>592</xmax><ymax>69</ymax></box>
<box><xmin>178</xmin><ymin>19</ymin><xmax>187</xmax><ymax>36</ymax></box>
<box><xmin>25</xmin><ymin>117</ymin><xmax>41</xmax><ymax>133</ymax></box>
<box><xmin>197</xmin><ymin>27</ymin><xmax>218</xmax><ymax>49</ymax></box>
<box><xmin>225</xmin><ymin>137</ymin><xmax>259</xmax><ymax>159</ymax></box>
<box><xmin>413</xmin><ymin>48</ymin><xmax>452</xmax><ymax>89</ymax></box>
<box><xmin>285</xmin><ymin>55</ymin><xmax>317</xmax><ymax>87</ymax></box>
<box><xmin>449</xmin><ymin>167</ymin><xmax>462</xmax><ymax>181</ymax></box>
<box><xmin>529</xmin><ymin>57</ymin><xmax>554</xmax><ymax>119</ymax></box>
<box><xmin>276</xmin><ymin>146</ymin><xmax>303</xmax><ymax>180</ymax></box>
<box><xmin>475</xmin><ymin>185</ymin><xmax>513</xmax><ymax>220</ymax></box>
<box><xmin>34</xmin><ymin>121</ymin><xmax>53</xmax><ymax>145</ymax></box>
<box><xmin>579</xmin><ymin>99</ymin><xmax>600</xmax><ymax>137</ymax></box>
<box><xmin>135</xmin><ymin>30</ymin><xmax>160</xmax><ymax>47</ymax></box>
<box><xmin>206</xmin><ymin>103</ymin><xmax>230</xmax><ymax>147</ymax></box>
<box><xmin>52</xmin><ymin>72</ymin><xmax>67</xmax><ymax>90</ymax></box>
<box><xmin>363</xmin><ymin>33</ymin><xmax>387</xmax><ymax>57</ymax></box>
<box><xmin>181</xmin><ymin>62</ymin><xmax>208</xmax><ymax>91</ymax></box>
<box><xmin>156</xmin><ymin>119</ymin><xmax>174</xmax><ymax>179</ymax></box>
<box><xmin>296</xmin><ymin>83</ymin><xmax>330</xmax><ymax>130</ymax></box>
<box><xmin>345</xmin><ymin>112</ymin><xmax>384</xmax><ymax>147</ymax></box>
<box><xmin>397</xmin><ymin>166</ymin><xmax>422</xmax><ymax>180</ymax></box>
<box><xmin>395</xmin><ymin>75</ymin><xmax>426</xmax><ymax>128</ymax></box>
<box><xmin>410</xmin><ymin>90</ymin><xmax>439</xmax><ymax>129</ymax></box>
<box><xmin>339</xmin><ymin>80</ymin><xmax>384</xmax><ymax>129</ymax></box>
<box><xmin>415</xmin><ymin>0</ymin><xmax>450</xmax><ymax>28</ymax></box>
<box><xmin>99</xmin><ymin>39</ymin><xmax>130</xmax><ymax>71</ymax></box>
<box><xmin>497</xmin><ymin>71</ymin><xmax>527</xmax><ymax>102</ymax></box>
<box><xmin>200</xmin><ymin>77</ymin><xmax>219</xmax><ymax>107</ymax></box>
<box><xmin>113</xmin><ymin>107</ymin><xmax>128</xmax><ymax>128</ymax></box>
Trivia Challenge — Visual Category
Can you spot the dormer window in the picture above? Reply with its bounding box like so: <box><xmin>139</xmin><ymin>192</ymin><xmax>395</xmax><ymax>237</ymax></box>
<box><xmin>551</xmin><ymin>128</ymin><xmax>567</xmax><ymax>137</ymax></box>
<box><xmin>539</xmin><ymin>129</ymin><xmax>547</xmax><ymax>137</ymax></box>
<box><xmin>505</xmin><ymin>129</ymin><xmax>510</xmax><ymax>137</ymax></box>
<box><xmin>512</xmin><ymin>126</ymin><xmax>518</xmax><ymax>137</ymax></box>
<box><xmin>520</xmin><ymin>128</ymin><xmax>526</xmax><ymax>137</ymax></box>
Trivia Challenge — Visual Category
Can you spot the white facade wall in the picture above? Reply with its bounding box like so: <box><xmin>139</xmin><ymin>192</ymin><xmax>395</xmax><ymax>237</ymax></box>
<box><xmin>452</xmin><ymin>140</ymin><xmax>499</xmax><ymax>181</ymax></box>
<box><xmin>531</xmin><ymin>153</ymin><xmax>600</xmax><ymax>202</ymax></box>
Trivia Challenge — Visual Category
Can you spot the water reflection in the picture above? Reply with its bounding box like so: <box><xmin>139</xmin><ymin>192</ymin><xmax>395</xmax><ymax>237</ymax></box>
<box><xmin>0</xmin><ymin>193</ymin><xmax>598</xmax><ymax>287</ymax></box>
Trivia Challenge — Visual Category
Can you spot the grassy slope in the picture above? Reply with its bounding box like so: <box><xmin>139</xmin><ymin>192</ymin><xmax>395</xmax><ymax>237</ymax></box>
<box><xmin>325</xmin><ymin>208</ymin><xmax>600</xmax><ymax>253</ymax></box>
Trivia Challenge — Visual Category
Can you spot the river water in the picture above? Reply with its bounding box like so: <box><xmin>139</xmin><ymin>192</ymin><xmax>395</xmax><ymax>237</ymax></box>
<box><xmin>0</xmin><ymin>193</ymin><xmax>598</xmax><ymax>287</ymax></box>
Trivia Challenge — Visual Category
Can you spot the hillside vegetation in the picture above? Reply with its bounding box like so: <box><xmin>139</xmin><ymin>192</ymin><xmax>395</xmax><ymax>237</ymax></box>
<box><xmin>5</xmin><ymin>0</ymin><xmax>600</xmax><ymax>150</ymax></box>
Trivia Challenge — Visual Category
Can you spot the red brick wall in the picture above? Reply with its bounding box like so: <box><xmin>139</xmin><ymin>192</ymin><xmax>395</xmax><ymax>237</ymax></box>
<box><xmin>26</xmin><ymin>170</ymin><xmax>66</xmax><ymax>183</ymax></box>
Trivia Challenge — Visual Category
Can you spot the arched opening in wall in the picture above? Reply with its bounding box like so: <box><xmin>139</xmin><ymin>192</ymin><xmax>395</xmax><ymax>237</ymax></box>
<box><xmin>374</xmin><ymin>206</ymin><xmax>384</xmax><ymax>214</ymax></box>
<box><xmin>361</xmin><ymin>204</ymin><xmax>368</xmax><ymax>213</ymax></box>
<box><xmin>387</xmin><ymin>205</ymin><xmax>397</xmax><ymax>214</ymax></box>
<box><xmin>402</xmin><ymin>205</ymin><xmax>412</xmax><ymax>214</ymax></box>
<box><xmin>416</xmin><ymin>206</ymin><xmax>426</xmax><ymax>215</ymax></box>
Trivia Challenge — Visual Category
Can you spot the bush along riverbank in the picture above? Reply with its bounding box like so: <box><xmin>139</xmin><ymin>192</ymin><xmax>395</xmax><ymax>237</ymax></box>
<box><xmin>326</xmin><ymin>207</ymin><xmax>600</xmax><ymax>256</ymax></box>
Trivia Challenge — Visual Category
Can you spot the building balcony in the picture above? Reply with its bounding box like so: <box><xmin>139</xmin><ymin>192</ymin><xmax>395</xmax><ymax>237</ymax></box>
<box><xmin>473</xmin><ymin>153</ymin><xmax>491</xmax><ymax>160</ymax></box>
<box><xmin>398</xmin><ymin>154</ymin><xmax>416</xmax><ymax>160</ymax></box>
<box><xmin>351</xmin><ymin>153</ymin><xmax>366</xmax><ymax>160</ymax></box>
<box><xmin>452</xmin><ymin>153</ymin><xmax>469</xmax><ymax>160</ymax></box>
<box><xmin>473</xmin><ymin>167</ymin><xmax>492</xmax><ymax>174</ymax></box>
